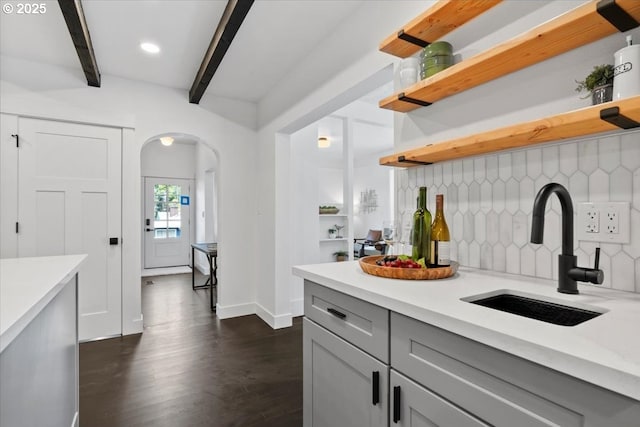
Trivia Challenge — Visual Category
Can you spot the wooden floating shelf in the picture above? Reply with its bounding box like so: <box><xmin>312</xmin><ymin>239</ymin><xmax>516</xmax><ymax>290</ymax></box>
<box><xmin>380</xmin><ymin>0</ymin><xmax>640</xmax><ymax>113</ymax></box>
<box><xmin>379</xmin><ymin>96</ymin><xmax>640</xmax><ymax>167</ymax></box>
<box><xmin>379</xmin><ymin>0</ymin><xmax>502</xmax><ymax>58</ymax></box>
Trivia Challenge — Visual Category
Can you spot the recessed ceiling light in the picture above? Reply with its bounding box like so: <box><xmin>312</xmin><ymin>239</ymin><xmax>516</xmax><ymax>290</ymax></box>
<box><xmin>160</xmin><ymin>136</ymin><xmax>174</xmax><ymax>146</ymax></box>
<box><xmin>140</xmin><ymin>42</ymin><xmax>160</xmax><ymax>54</ymax></box>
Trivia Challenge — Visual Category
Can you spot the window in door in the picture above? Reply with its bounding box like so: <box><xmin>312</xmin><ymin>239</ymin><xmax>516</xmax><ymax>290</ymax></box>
<box><xmin>154</xmin><ymin>184</ymin><xmax>182</xmax><ymax>238</ymax></box>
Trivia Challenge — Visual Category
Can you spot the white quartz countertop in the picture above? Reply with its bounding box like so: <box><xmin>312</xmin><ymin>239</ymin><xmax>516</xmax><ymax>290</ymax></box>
<box><xmin>0</xmin><ymin>255</ymin><xmax>86</xmax><ymax>353</ymax></box>
<box><xmin>293</xmin><ymin>261</ymin><xmax>640</xmax><ymax>401</ymax></box>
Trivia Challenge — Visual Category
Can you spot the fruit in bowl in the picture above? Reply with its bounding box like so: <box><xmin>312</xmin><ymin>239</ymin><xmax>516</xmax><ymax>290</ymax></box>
<box><xmin>375</xmin><ymin>255</ymin><xmax>426</xmax><ymax>268</ymax></box>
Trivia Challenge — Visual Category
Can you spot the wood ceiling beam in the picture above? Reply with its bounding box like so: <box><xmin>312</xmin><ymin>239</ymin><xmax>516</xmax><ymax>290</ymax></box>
<box><xmin>58</xmin><ymin>0</ymin><xmax>101</xmax><ymax>87</ymax></box>
<box><xmin>189</xmin><ymin>0</ymin><xmax>254</xmax><ymax>104</ymax></box>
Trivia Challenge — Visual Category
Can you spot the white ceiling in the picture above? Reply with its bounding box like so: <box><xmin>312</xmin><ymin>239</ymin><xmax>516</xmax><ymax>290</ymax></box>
<box><xmin>0</xmin><ymin>0</ymin><xmax>364</xmax><ymax>102</ymax></box>
<box><xmin>1</xmin><ymin>0</ymin><xmax>391</xmax><ymax>153</ymax></box>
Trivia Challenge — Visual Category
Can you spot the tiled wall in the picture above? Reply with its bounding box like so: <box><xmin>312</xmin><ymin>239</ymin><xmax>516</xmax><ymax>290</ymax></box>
<box><xmin>396</xmin><ymin>129</ymin><xmax>640</xmax><ymax>294</ymax></box>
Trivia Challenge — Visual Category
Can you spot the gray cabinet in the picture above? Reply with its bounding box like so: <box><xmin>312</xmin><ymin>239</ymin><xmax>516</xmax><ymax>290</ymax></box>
<box><xmin>390</xmin><ymin>370</ymin><xmax>488</xmax><ymax>427</ymax></box>
<box><xmin>1</xmin><ymin>274</ymin><xmax>78</xmax><ymax>427</ymax></box>
<box><xmin>391</xmin><ymin>311</ymin><xmax>640</xmax><ymax>427</ymax></box>
<box><xmin>303</xmin><ymin>318</ymin><xmax>388</xmax><ymax>427</ymax></box>
<box><xmin>304</xmin><ymin>280</ymin><xmax>389</xmax><ymax>362</ymax></box>
<box><xmin>304</xmin><ymin>281</ymin><xmax>640</xmax><ymax>427</ymax></box>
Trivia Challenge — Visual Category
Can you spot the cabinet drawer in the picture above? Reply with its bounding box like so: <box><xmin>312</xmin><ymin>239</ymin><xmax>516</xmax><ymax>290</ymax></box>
<box><xmin>304</xmin><ymin>280</ymin><xmax>389</xmax><ymax>363</ymax></box>
<box><xmin>391</xmin><ymin>312</ymin><xmax>583</xmax><ymax>427</ymax></box>
<box><xmin>390</xmin><ymin>369</ymin><xmax>488</xmax><ymax>427</ymax></box>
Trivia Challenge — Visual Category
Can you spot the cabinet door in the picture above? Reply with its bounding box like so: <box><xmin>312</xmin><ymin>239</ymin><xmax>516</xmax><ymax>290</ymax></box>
<box><xmin>303</xmin><ymin>318</ymin><xmax>388</xmax><ymax>427</ymax></box>
<box><xmin>390</xmin><ymin>370</ymin><xmax>489</xmax><ymax>427</ymax></box>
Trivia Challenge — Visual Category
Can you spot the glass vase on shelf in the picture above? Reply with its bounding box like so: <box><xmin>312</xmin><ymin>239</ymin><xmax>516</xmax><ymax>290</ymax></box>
<box><xmin>412</xmin><ymin>187</ymin><xmax>432</xmax><ymax>263</ymax></box>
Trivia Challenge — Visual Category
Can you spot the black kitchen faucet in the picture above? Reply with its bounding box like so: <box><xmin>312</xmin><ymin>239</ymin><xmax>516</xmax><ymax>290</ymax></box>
<box><xmin>530</xmin><ymin>183</ymin><xmax>604</xmax><ymax>294</ymax></box>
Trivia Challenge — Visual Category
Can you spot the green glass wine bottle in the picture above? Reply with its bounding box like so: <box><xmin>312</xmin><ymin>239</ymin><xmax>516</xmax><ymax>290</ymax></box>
<box><xmin>412</xmin><ymin>186</ymin><xmax>432</xmax><ymax>263</ymax></box>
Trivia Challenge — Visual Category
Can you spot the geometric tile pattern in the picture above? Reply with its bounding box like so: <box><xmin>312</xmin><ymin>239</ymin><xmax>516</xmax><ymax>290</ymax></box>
<box><xmin>396</xmin><ymin>130</ymin><xmax>640</xmax><ymax>294</ymax></box>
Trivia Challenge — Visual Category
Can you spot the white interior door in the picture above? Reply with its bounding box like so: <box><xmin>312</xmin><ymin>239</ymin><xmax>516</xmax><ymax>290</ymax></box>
<box><xmin>17</xmin><ymin>118</ymin><xmax>122</xmax><ymax>341</ymax></box>
<box><xmin>144</xmin><ymin>177</ymin><xmax>191</xmax><ymax>268</ymax></box>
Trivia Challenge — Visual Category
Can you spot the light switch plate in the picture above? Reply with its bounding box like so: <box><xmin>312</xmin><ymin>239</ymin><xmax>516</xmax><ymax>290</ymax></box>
<box><xmin>578</xmin><ymin>202</ymin><xmax>630</xmax><ymax>244</ymax></box>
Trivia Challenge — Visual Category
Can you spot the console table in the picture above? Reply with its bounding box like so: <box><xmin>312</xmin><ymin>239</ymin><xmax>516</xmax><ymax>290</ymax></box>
<box><xmin>191</xmin><ymin>243</ymin><xmax>217</xmax><ymax>311</ymax></box>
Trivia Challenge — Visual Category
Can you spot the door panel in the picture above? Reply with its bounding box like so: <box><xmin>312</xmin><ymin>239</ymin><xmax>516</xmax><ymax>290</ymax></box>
<box><xmin>303</xmin><ymin>318</ymin><xmax>388</xmax><ymax>427</ymax></box>
<box><xmin>390</xmin><ymin>370</ymin><xmax>489</xmax><ymax>427</ymax></box>
<box><xmin>18</xmin><ymin>118</ymin><xmax>122</xmax><ymax>340</ymax></box>
<box><xmin>34</xmin><ymin>191</ymin><xmax>66</xmax><ymax>256</ymax></box>
<box><xmin>144</xmin><ymin>177</ymin><xmax>191</xmax><ymax>268</ymax></box>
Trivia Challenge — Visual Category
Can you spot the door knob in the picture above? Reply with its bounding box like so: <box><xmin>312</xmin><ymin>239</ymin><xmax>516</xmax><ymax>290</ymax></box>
<box><xmin>146</xmin><ymin>228</ymin><xmax>154</xmax><ymax>232</ymax></box>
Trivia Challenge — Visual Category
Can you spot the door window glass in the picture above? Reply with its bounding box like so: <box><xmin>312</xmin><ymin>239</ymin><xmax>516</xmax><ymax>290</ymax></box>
<box><xmin>154</xmin><ymin>184</ymin><xmax>182</xmax><ymax>239</ymax></box>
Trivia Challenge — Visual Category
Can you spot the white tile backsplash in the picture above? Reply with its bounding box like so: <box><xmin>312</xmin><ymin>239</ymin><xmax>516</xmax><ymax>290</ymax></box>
<box><xmin>397</xmin><ymin>130</ymin><xmax>640</xmax><ymax>293</ymax></box>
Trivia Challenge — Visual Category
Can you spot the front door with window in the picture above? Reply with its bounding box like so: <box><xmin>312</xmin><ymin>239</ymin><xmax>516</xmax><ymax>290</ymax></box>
<box><xmin>144</xmin><ymin>177</ymin><xmax>191</xmax><ymax>268</ymax></box>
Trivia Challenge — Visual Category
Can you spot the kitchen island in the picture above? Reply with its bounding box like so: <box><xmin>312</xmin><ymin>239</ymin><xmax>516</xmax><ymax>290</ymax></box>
<box><xmin>294</xmin><ymin>261</ymin><xmax>640</xmax><ymax>426</ymax></box>
<box><xmin>1</xmin><ymin>255</ymin><xmax>86</xmax><ymax>427</ymax></box>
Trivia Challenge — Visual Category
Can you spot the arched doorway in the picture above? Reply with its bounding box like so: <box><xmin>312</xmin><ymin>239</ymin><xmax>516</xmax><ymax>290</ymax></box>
<box><xmin>140</xmin><ymin>132</ymin><xmax>220</xmax><ymax>311</ymax></box>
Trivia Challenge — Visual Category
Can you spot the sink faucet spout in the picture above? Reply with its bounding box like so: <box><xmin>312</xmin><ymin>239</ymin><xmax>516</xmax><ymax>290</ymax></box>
<box><xmin>530</xmin><ymin>183</ymin><xmax>603</xmax><ymax>294</ymax></box>
<box><xmin>531</xmin><ymin>183</ymin><xmax>574</xmax><ymax>256</ymax></box>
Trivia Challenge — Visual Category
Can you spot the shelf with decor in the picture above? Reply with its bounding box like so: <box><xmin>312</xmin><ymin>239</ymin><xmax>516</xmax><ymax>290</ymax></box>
<box><xmin>379</xmin><ymin>96</ymin><xmax>640</xmax><ymax>167</ymax></box>
<box><xmin>379</xmin><ymin>0</ymin><xmax>502</xmax><ymax>58</ymax></box>
<box><xmin>319</xmin><ymin>238</ymin><xmax>349</xmax><ymax>243</ymax></box>
<box><xmin>379</xmin><ymin>0</ymin><xmax>640</xmax><ymax>113</ymax></box>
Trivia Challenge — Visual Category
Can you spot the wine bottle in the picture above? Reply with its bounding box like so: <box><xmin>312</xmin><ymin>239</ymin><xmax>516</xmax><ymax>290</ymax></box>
<box><xmin>429</xmin><ymin>194</ymin><xmax>450</xmax><ymax>267</ymax></box>
<box><xmin>412</xmin><ymin>187</ymin><xmax>432</xmax><ymax>263</ymax></box>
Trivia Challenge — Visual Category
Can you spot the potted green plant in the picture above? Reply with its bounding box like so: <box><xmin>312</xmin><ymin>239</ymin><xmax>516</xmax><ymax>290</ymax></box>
<box><xmin>333</xmin><ymin>250</ymin><xmax>349</xmax><ymax>262</ymax></box>
<box><xmin>575</xmin><ymin>64</ymin><xmax>614</xmax><ymax>105</ymax></box>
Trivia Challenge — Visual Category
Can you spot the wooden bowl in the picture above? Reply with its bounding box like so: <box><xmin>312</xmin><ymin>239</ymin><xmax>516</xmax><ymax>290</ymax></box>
<box><xmin>358</xmin><ymin>255</ymin><xmax>458</xmax><ymax>280</ymax></box>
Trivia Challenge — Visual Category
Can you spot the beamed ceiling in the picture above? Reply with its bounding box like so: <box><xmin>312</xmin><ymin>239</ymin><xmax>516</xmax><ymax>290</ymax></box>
<box><xmin>0</xmin><ymin>0</ymin><xmax>366</xmax><ymax>104</ymax></box>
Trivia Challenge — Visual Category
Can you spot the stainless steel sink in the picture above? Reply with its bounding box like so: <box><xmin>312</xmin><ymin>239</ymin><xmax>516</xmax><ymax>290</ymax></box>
<box><xmin>462</xmin><ymin>290</ymin><xmax>606</xmax><ymax>326</ymax></box>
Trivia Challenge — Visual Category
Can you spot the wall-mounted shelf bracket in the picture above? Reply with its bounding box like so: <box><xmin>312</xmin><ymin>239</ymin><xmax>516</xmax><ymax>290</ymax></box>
<box><xmin>397</xmin><ymin>30</ymin><xmax>429</xmax><ymax>48</ymax></box>
<box><xmin>600</xmin><ymin>106</ymin><xmax>640</xmax><ymax>129</ymax></box>
<box><xmin>597</xmin><ymin>0</ymin><xmax>640</xmax><ymax>32</ymax></box>
<box><xmin>398</xmin><ymin>156</ymin><xmax>432</xmax><ymax>166</ymax></box>
<box><xmin>398</xmin><ymin>93</ymin><xmax>431</xmax><ymax>107</ymax></box>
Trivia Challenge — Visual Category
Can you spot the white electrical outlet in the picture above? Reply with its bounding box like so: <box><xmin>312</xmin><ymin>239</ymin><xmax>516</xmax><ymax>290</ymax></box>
<box><xmin>578</xmin><ymin>202</ymin><xmax>630</xmax><ymax>243</ymax></box>
<box><xmin>585</xmin><ymin>208</ymin><xmax>599</xmax><ymax>233</ymax></box>
<box><xmin>604</xmin><ymin>208</ymin><xmax>619</xmax><ymax>234</ymax></box>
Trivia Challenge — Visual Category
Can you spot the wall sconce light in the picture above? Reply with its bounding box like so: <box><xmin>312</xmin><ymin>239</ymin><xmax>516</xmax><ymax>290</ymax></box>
<box><xmin>360</xmin><ymin>189</ymin><xmax>378</xmax><ymax>214</ymax></box>
<box><xmin>317</xmin><ymin>136</ymin><xmax>330</xmax><ymax>148</ymax></box>
<box><xmin>160</xmin><ymin>136</ymin><xmax>174</xmax><ymax>146</ymax></box>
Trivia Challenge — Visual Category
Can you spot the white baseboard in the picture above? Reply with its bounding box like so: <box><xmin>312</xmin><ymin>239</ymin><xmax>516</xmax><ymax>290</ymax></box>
<box><xmin>71</xmin><ymin>412</ymin><xmax>78</xmax><ymax>427</ymax></box>
<box><xmin>255</xmin><ymin>303</ymin><xmax>293</xmax><ymax>329</ymax></box>
<box><xmin>194</xmin><ymin>261</ymin><xmax>209</xmax><ymax>276</ymax></box>
<box><xmin>141</xmin><ymin>266</ymin><xmax>191</xmax><ymax>277</ymax></box>
<box><xmin>216</xmin><ymin>302</ymin><xmax>255</xmax><ymax>319</ymax></box>
<box><xmin>291</xmin><ymin>298</ymin><xmax>304</xmax><ymax>317</ymax></box>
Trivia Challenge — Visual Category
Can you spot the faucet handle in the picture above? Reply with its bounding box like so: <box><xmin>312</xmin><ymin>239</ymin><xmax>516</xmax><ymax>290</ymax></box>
<box><xmin>568</xmin><ymin>247</ymin><xmax>604</xmax><ymax>285</ymax></box>
<box><xmin>584</xmin><ymin>247</ymin><xmax>604</xmax><ymax>285</ymax></box>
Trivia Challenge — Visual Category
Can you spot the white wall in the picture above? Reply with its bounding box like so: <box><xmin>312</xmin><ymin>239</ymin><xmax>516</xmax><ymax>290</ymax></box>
<box><xmin>1</xmin><ymin>55</ymin><xmax>259</xmax><ymax>332</ymax></box>
<box><xmin>141</xmin><ymin>141</ymin><xmax>196</xmax><ymax>179</ymax></box>
<box><xmin>256</xmin><ymin>0</ymin><xmax>640</xmax><ymax>328</ymax></box>
<box><xmin>353</xmin><ymin>159</ymin><xmax>392</xmax><ymax>239</ymax></box>
<box><xmin>194</xmin><ymin>142</ymin><xmax>218</xmax><ymax>273</ymax></box>
<box><xmin>256</xmin><ymin>1</ymin><xmax>427</xmax><ymax>328</ymax></box>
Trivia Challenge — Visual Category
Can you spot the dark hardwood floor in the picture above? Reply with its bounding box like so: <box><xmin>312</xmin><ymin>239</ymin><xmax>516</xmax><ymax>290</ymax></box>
<box><xmin>80</xmin><ymin>273</ymin><xmax>303</xmax><ymax>427</ymax></box>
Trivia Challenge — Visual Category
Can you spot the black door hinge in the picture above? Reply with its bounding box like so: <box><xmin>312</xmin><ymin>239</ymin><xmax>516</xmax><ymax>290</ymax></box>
<box><xmin>11</xmin><ymin>134</ymin><xmax>19</xmax><ymax>147</ymax></box>
<box><xmin>15</xmin><ymin>222</ymin><xmax>19</xmax><ymax>233</ymax></box>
